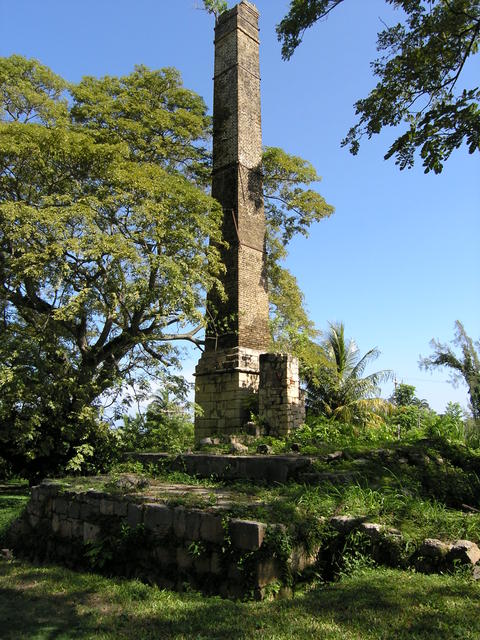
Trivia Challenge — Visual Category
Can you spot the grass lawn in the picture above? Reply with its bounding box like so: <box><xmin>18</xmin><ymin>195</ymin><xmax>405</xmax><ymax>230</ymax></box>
<box><xmin>0</xmin><ymin>559</ymin><xmax>479</xmax><ymax>639</ymax></box>
<box><xmin>0</xmin><ymin>480</ymin><xmax>29</xmax><ymax>541</ymax></box>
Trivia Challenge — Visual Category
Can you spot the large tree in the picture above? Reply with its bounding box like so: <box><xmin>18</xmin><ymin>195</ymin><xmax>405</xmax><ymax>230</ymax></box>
<box><xmin>277</xmin><ymin>0</ymin><xmax>480</xmax><ymax>173</ymax></box>
<box><xmin>0</xmin><ymin>55</ymin><xmax>224</xmax><ymax>478</ymax></box>
<box><xmin>0</xmin><ymin>56</ymin><xmax>331</xmax><ymax>478</ymax></box>
<box><xmin>262</xmin><ymin>146</ymin><xmax>333</xmax><ymax>368</ymax></box>
<box><xmin>420</xmin><ymin>320</ymin><xmax>480</xmax><ymax>421</ymax></box>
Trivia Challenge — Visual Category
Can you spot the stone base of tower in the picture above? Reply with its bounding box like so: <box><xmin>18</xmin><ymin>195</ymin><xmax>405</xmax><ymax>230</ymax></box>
<box><xmin>258</xmin><ymin>353</ymin><xmax>306</xmax><ymax>437</ymax></box>
<box><xmin>194</xmin><ymin>348</ymin><xmax>306</xmax><ymax>442</ymax></box>
<box><xmin>194</xmin><ymin>347</ymin><xmax>262</xmax><ymax>442</ymax></box>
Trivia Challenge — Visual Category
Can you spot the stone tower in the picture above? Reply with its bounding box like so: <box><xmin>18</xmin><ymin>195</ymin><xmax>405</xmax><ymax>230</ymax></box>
<box><xmin>194</xmin><ymin>1</ymin><xmax>270</xmax><ymax>439</ymax></box>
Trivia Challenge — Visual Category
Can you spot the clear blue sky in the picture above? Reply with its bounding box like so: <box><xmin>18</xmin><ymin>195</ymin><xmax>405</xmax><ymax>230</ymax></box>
<box><xmin>1</xmin><ymin>0</ymin><xmax>479</xmax><ymax>413</ymax></box>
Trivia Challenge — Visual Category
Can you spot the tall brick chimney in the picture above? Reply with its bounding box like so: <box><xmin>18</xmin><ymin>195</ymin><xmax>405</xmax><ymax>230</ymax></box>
<box><xmin>194</xmin><ymin>1</ymin><xmax>270</xmax><ymax>439</ymax></box>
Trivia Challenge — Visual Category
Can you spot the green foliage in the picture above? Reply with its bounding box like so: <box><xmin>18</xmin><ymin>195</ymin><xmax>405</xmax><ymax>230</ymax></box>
<box><xmin>387</xmin><ymin>404</ymin><xmax>435</xmax><ymax>439</ymax></box>
<box><xmin>0</xmin><ymin>560</ymin><xmax>477</xmax><ymax>639</ymax></box>
<box><xmin>203</xmin><ymin>0</ymin><xmax>228</xmax><ymax>19</ymax></box>
<box><xmin>84</xmin><ymin>522</ymin><xmax>149</xmax><ymax>572</ymax></box>
<box><xmin>296</xmin><ymin>414</ymin><xmax>396</xmax><ymax>449</ymax></box>
<box><xmin>0</xmin><ymin>481</ymin><xmax>29</xmax><ymax>545</ymax></box>
<box><xmin>420</xmin><ymin>320</ymin><xmax>480</xmax><ymax>422</ymax></box>
<box><xmin>465</xmin><ymin>417</ymin><xmax>480</xmax><ymax>448</ymax></box>
<box><xmin>0</xmin><ymin>55</ymin><xmax>333</xmax><ymax>480</ymax></box>
<box><xmin>277</xmin><ymin>1</ymin><xmax>480</xmax><ymax>173</ymax></box>
<box><xmin>337</xmin><ymin>530</ymin><xmax>377</xmax><ymax>578</ymax></box>
<box><xmin>263</xmin><ymin>147</ymin><xmax>333</xmax><ymax>366</ymax></box>
<box><xmin>0</xmin><ymin>55</ymin><xmax>223</xmax><ymax>480</ymax></box>
<box><xmin>2</xmin><ymin>560</ymin><xmax>480</xmax><ymax>640</ymax></box>
<box><xmin>426</xmin><ymin>402</ymin><xmax>465</xmax><ymax>442</ymax></box>
<box><xmin>118</xmin><ymin>389</ymin><xmax>194</xmax><ymax>454</ymax></box>
<box><xmin>390</xmin><ymin>383</ymin><xmax>429</xmax><ymax>409</ymax></box>
<box><xmin>306</xmin><ymin>322</ymin><xmax>392</xmax><ymax>425</ymax></box>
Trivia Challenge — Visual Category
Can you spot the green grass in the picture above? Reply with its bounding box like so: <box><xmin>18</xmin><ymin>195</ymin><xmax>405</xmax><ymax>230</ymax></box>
<box><xmin>0</xmin><ymin>481</ymin><xmax>29</xmax><ymax>544</ymax></box>
<box><xmin>57</xmin><ymin>439</ymin><xmax>480</xmax><ymax>547</ymax></box>
<box><xmin>0</xmin><ymin>559</ymin><xmax>479</xmax><ymax>639</ymax></box>
<box><xmin>92</xmin><ymin>443</ymin><xmax>480</xmax><ymax>545</ymax></box>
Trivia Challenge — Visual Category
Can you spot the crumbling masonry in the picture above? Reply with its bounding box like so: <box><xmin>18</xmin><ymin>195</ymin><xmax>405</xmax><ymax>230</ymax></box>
<box><xmin>194</xmin><ymin>2</ymin><xmax>304</xmax><ymax>440</ymax></box>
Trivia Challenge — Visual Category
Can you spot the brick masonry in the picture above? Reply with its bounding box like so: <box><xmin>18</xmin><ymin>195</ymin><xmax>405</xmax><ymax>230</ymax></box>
<box><xmin>195</xmin><ymin>2</ymin><xmax>305</xmax><ymax>440</ymax></box>
<box><xmin>205</xmin><ymin>1</ymin><xmax>269</xmax><ymax>352</ymax></box>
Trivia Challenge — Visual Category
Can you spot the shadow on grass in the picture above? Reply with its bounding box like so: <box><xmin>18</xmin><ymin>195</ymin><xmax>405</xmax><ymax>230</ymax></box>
<box><xmin>1</xmin><ymin>560</ymin><xmax>479</xmax><ymax>640</ymax></box>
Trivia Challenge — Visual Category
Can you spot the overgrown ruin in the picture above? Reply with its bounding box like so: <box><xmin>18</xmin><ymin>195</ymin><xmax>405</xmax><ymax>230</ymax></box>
<box><xmin>194</xmin><ymin>1</ymin><xmax>305</xmax><ymax>441</ymax></box>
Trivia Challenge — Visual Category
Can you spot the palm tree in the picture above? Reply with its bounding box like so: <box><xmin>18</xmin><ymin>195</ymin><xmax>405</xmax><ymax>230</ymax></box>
<box><xmin>420</xmin><ymin>321</ymin><xmax>480</xmax><ymax>422</ymax></box>
<box><xmin>306</xmin><ymin>322</ymin><xmax>392</xmax><ymax>425</ymax></box>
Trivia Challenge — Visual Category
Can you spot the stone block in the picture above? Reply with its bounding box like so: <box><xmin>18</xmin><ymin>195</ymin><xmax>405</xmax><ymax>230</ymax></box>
<box><xmin>68</xmin><ymin>500</ymin><xmax>81</xmax><ymax>519</ymax></box>
<box><xmin>194</xmin><ymin>555</ymin><xmax>211</xmax><ymax>574</ymax></box>
<box><xmin>176</xmin><ymin>547</ymin><xmax>193</xmax><ymax>570</ymax></box>
<box><xmin>114</xmin><ymin>501</ymin><xmax>128</xmax><ymax>517</ymax></box>
<box><xmin>173</xmin><ymin>506</ymin><xmax>187</xmax><ymax>538</ymax></box>
<box><xmin>144</xmin><ymin>504</ymin><xmax>172</xmax><ymax>538</ymax></box>
<box><xmin>39</xmin><ymin>481</ymin><xmax>62</xmax><ymax>497</ymax></box>
<box><xmin>127</xmin><ymin>503</ymin><xmax>143</xmax><ymax>529</ymax></box>
<box><xmin>329</xmin><ymin>515</ymin><xmax>365</xmax><ymax>535</ymax></box>
<box><xmin>415</xmin><ymin>538</ymin><xmax>452</xmax><ymax>572</ymax></box>
<box><xmin>290</xmin><ymin>547</ymin><xmax>318</xmax><ymax>573</ymax></box>
<box><xmin>99</xmin><ymin>499</ymin><xmax>115</xmax><ymax>516</ymax></box>
<box><xmin>210</xmin><ymin>551</ymin><xmax>223</xmax><ymax>575</ymax></box>
<box><xmin>52</xmin><ymin>497</ymin><xmax>68</xmax><ymax>515</ymax></box>
<box><xmin>80</xmin><ymin>501</ymin><xmax>95</xmax><ymax>520</ymax></box>
<box><xmin>154</xmin><ymin>546</ymin><xmax>172</xmax><ymax>566</ymax></box>
<box><xmin>185</xmin><ymin>510</ymin><xmax>202</xmax><ymax>541</ymax></box>
<box><xmin>59</xmin><ymin>518</ymin><xmax>73</xmax><ymax>539</ymax></box>
<box><xmin>27</xmin><ymin>500</ymin><xmax>42</xmax><ymax>517</ymax></box>
<box><xmin>418</xmin><ymin>538</ymin><xmax>451</xmax><ymax>559</ymax></box>
<box><xmin>30</xmin><ymin>486</ymin><xmax>41</xmax><ymax>502</ymax></box>
<box><xmin>447</xmin><ymin>540</ymin><xmax>480</xmax><ymax>566</ymax></box>
<box><xmin>255</xmin><ymin>558</ymin><xmax>280</xmax><ymax>588</ymax></box>
<box><xmin>83</xmin><ymin>522</ymin><xmax>101</xmax><ymax>544</ymax></box>
<box><xmin>200</xmin><ymin>513</ymin><xmax>224</xmax><ymax>545</ymax></box>
<box><xmin>85</xmin><ymin>489</ymin><xmax>104</xmax><ymax>499</ymax></box>
<box><xmin>229</xmin><ymin>519</ymin><xmax>266</xmax><ymax>551</ymax></box>
<box><xmin>51</xmin><ymin>513</ymin><xmax>60</xmax><ymax>534</ymax></box>
<box><xmin>227</xmin><ymin>563</ymin><xmax>243</xmax><ymax>581</ymax></box>
<box><xmin>358</xmin><ymin>522</ymin><xmax>383</xmax><ymax>540</ymax></box>
<box><xmin>71</xmin><ymin>519</ymin><xmax>83</xmax><ymax>539</ymax></box>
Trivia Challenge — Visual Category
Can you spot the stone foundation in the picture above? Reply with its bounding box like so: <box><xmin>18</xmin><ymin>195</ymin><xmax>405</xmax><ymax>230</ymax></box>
<box><xmin>194</xmin><ymin>348</ymin><xmax>305</xmax><ymax>441</ymax></box>
<box><xmin>11</xmin><ymin>479</ymin><xmax>479</xmax><ymax>598</ymax></box>
<box><xmin>194</xmin><ymin>346</ymin><xmax>262</xmax><ymax>441</ymax></box>
<box><xmin>259</xmin><ymin>353</ymin><xmax>305</xmax><ymax>436</ymax></box>
<box><xmin>13</xmin><ymin>480</ymin><xmax>316</xmax><ymax>600</ymax></box>
<box><xmin>127</xmin><ymin>452</ymin><xmax>315</xmax><ymax>483</ymax></box>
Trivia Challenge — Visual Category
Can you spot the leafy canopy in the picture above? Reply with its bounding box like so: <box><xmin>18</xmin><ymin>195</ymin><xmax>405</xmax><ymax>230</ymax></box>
<box><xmin>390</xmin><ymin>383</ymin><xmax>429</xmax><ymax>408</ymax></box>
<box><xmin>202</xmin><ymin>1</ymin><xmax>228</xmax><ymax>20</ymax></box>
<box><xmin>0</xmin><ymin>55</ymin><xmax>223</xmax><ymax>478</ymax></box>
<box><xmin>262</xmin><ymin>146</ymin><xmax>333</xmax><ymax>366</ymax></box>
<box><xmin>277</xmin><ymin>0</ymin><xmax>480</xmax><ymax>173</ymax></box>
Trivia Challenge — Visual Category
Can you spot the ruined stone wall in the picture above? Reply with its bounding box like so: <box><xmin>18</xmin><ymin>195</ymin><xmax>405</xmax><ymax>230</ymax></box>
<box><xmin>13</xmin><ymin>479</ymin><xmax>479</xmax><ymax>595</ymax></box>
<box><xmin>259</xmin><ymin>354</ymin><xmax>306</xmax><ymax>436</ymax></box>
<box><xmin>15</xmin><ymin>481</ymin><xmax>302</xmax><ymax>600</ymax></box>
<box><xmin>195</xmin><ymin>346</ymin><xmax>262</xmax><ymax>439</ymax></box>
